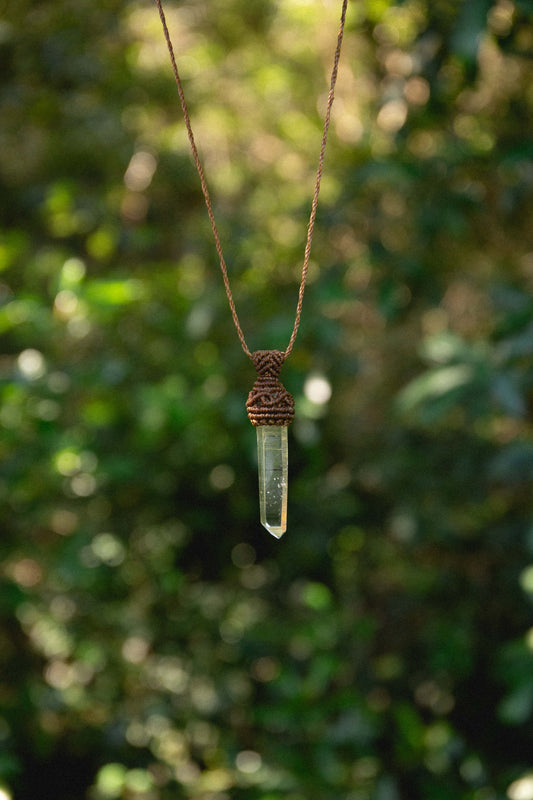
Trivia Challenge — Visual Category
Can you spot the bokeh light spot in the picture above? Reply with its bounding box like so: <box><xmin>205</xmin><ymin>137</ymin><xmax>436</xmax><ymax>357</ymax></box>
<box><xmin>231</xmin><ymin>542</ymin><xmax>256</xmax><ymax>568</ymax></box>
<box><xmin>209</xmin><ymin>464</ymin><xmax>235</xmax><ymax>491</ymax></box>
<box><xmin>17</xmin><ymin>349</ymin><xmax>45</xmax><ymax>379</ymax></box>
<box><xmin>302</xmin><ymin>581</ymin><xmax>332</xmax><ymax>610</ymax></box>
<box><xmin>62</xmin><ymin>257</ymin><xmax>86</xmax><ymax>284</ymax></box>
<box><xmin>520</xmin><ymin>566</ymin><xmax>533</xmax><ymax>595</ymax></box>
<box><xmin>236</xmin><ymin>750</ymin><xmax>262</xmax><ymax>774</ymax></box>
<box><xmin>11</xmin><ymin>558</ymin><xmax>43</xmax><ymax>588</ymax></box>
<box><xmin>377</xmin><ymin>99</ymin><xmax>408</xmax><ymax>132</ymax></box>
<box><xmin>55</xmin><ymin>449</ymin><xmax>81</xmax><ymax>477</ymax></box>
<box><xmin>91</xmin><ymin>533</ymin><xmax>126</xmax><ymax>566</ymax></box>
<box><xmin>304</xmin><ymin>374</ymin><xmax>332</xmax><ymax>404</ymax></box>
<box><xmin>54</xmin><ymin>289</ymin><xmax>78</xmax><ymax>317</ymax></box>
<box><xmin>95</xmin><ymin>763</ymin><xmax>127</xmax><ymax>798</ymax></box>
<box><xmin>122</xmin><ymin>636</ymin><xmax>150</xmax><ymax>664</ymax></box>
<box><xmin>124</xmin><ymin>768</ymin><xmax>153</xmax><ymax>793</ymax></box>
<box><xmin>49</xmin><ymin>509</ymin><xmax>78</xmax><ymax>536</ymax></box>
<box><xmin>124</xmin><ymin>150</ymin><xmax>157</xmax><ymax>192</ymax></box>
<box><xmin>71</xmin><ymin>473</ymin><xmax>97</xmax><ymax>497</ymax></box>
<box><xmin>45</xmin><ymin>660</ymin><xmax>75</xmax><ymax>690</ymax></box>
<box><xmin>508</xmin><ymin>775</ymin><xmax>533</xmax><ymax>800</ymax></box>
<box><xmin>252</xmin><ymin>656</ymin><xmax>281</xmax><ymax>682</ymax></box>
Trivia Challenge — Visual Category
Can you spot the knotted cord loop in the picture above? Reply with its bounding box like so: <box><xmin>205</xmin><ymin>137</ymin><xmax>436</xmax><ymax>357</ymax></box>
<box><xmin>154</xmin><ymin>0</ymin><xmax>348</xmax><ymax>361</ymax></box>
<box><xmin>246</xmin><ymin>350</ymin><xmax>295</xmax><ymax>426</ymax></box>
<box><xmin>250</xmin><ymin>349</ymin><xmax>285</xmax><ymax>378</ymax></box>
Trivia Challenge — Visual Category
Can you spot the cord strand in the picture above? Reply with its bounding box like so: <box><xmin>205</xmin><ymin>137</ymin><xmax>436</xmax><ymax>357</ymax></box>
<box><xmin>154</xmin><ymin>0</ymin><xmax>347</xmax><ymax>361</ymax></box>
<box><xmin>154</xmin><ymin>0</ymin><xmax>251</xmax><ymax>358</ymax></box>
<box><xmin>285</xmin><ymin>0</ymin><xmax>348</xmax><ymax>358</ymax></box>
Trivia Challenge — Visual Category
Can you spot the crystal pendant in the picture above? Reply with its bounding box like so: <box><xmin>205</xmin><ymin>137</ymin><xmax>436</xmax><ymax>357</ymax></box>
<box><xmin>246</xmin><ymin>351</ymin><xmax>294</xmax><ymax>537</ymax></box>
<box><xmin>256</xmin><ymin>425</ymin><xmax>288</xmax><ymax>538</ymax></box>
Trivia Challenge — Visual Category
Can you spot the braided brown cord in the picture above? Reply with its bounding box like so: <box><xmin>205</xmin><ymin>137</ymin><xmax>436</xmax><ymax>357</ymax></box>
<box><xmin>154</xmin><ymin>0</ymin><xmax>348</xmax><ymax>361</ymax></box>
<box><xmin>246</xmin><ymin>351</ymin><xmax>295</xmax><ymax>426</ymax></box>
<box><xmin>154</xmin><ymin>0</ymin><xmax>251</xmax><ymax>358</ymax></box>
<box><xmin>284</xmin><ymin>0</ymin><xmax>348</xmax><ymax>358</ymax></box>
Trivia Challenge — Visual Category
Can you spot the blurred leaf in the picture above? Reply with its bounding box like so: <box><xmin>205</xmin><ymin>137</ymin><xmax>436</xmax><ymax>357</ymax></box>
<box><xmin>396</xmin><ymin>364</ymin><xmax>475</xmax><ymax>421</ymax></box>
<box><xmin>84</xmin><ymin>279</ymin><xmax>144</xmax><ymax>307</ymax></box>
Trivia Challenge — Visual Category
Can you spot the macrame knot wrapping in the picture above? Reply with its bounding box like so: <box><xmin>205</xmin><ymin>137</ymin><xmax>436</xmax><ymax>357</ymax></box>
<box><xmin>246</xmin><ymin>350</ymin><xmax>295</xmax><ymax>426</ymax></box>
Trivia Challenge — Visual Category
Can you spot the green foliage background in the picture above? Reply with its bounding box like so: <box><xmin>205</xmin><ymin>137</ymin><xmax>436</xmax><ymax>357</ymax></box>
<box><xmin>1</xmin><ymin>0</ymin><xmax>533</xmax><ymax>798</ymax></box>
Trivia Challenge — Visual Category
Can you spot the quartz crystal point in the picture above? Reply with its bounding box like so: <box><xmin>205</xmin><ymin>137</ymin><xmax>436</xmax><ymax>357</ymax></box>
<box><xmin>257</xmin><ymin>425</ymin><xmax>288</xmax><ymax>538</ymax></box>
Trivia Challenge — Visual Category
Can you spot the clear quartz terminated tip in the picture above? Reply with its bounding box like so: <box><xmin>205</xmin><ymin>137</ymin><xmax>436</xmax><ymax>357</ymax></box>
<box><xmin>257</xmin><ymin>425</ymin><xmax>288</xmax><ymax>538</ymax></box>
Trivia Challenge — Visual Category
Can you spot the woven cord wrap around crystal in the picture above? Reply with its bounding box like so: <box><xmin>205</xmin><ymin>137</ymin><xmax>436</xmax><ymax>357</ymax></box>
<box><xmin>154</xmin><ymin>0</ymin><xmax>348</xmax><ymax>361</ymax></box>
<box><xmin>246</xmin><ymin>351</ymin><xmax>295</xmax><ymax>426</ymax></box>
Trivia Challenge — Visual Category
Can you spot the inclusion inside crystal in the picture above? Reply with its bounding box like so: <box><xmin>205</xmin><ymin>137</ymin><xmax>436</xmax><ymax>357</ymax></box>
<box><xmin>256</xmin><ymin>425</ymin><xmax>288</xmax><ymax>538</ymax></box>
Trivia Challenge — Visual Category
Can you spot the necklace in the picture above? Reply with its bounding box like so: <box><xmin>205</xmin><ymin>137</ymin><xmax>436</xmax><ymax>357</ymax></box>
<box><xmin>154</xmin><ymin>0</ymin><xmax>348</xmax><ymax>538</ymax></box>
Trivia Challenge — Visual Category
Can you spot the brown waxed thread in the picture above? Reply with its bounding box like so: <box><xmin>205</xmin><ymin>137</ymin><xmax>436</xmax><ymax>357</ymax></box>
<box><xmin>154</xmin><ymin>0</ymin><xmax>348</xmax><ymax>363</ymax></box>
<box><xmin>246</xmin><ymin>350</ymin><xmax>295</xmax><ymax>426</ymax></box>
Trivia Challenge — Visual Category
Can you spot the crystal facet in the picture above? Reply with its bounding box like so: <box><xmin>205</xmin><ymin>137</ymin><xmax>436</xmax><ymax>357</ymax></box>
<box><xmin>257</xmin><ymin>425</ymin><xmax>288</xmax><ymax>538</ymax></box>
